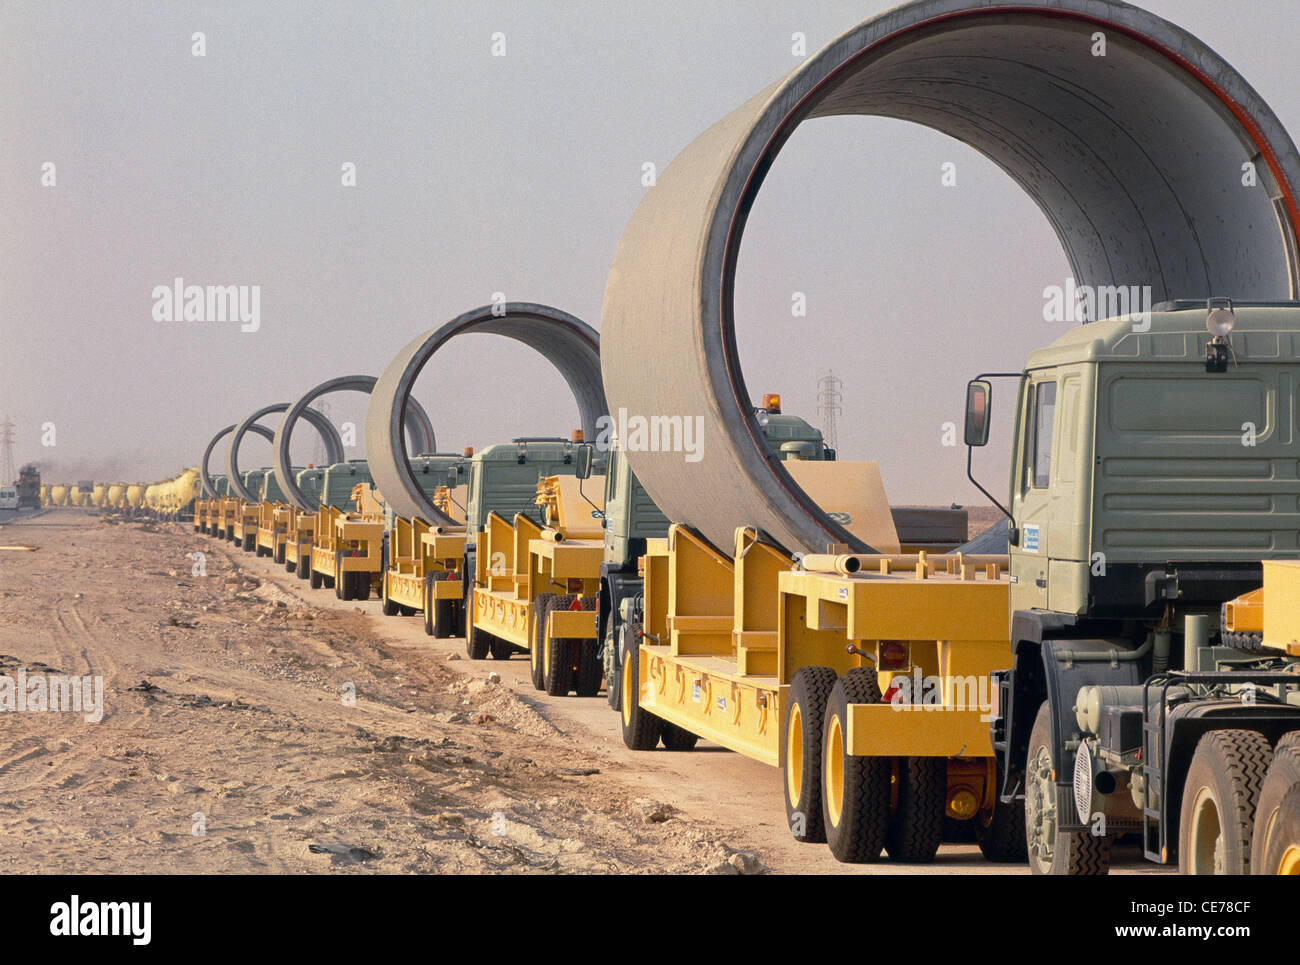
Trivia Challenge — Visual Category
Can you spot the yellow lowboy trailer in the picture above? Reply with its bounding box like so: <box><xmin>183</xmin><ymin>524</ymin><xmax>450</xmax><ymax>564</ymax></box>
<box><xmin>254</xmin><ymin>501</ymin><xmax>293</xmax><ymax>563</ymax></box>
<box><xmin>469</xmin><ymin>475</ymin><xmax>605</xmax><ymax>694</ymax></box>
<box><xmin>231</xmin><ymin>499</ymin><xmax>260</xmax><ymax>551</ymax></box>
<box><xmin>284</xmin><ymin>508</ymin><xmax>316</xmax><ymax>580</ymax></box>
<box><xmin>309</xmin><ymin>503</ymin><xmax>383</xmax><ymax>601</ymax></box>
<box><xmin>382</xmin><ymin>484</ymin><xmax>468</xmax><ymax>632</ymax></box>
<box><xmin>215</xmin><ymin>496</ymin><xmax>240</xmax><ymax>541</ymax></box>
<box><xmin>622</xmin><ymin>469</ymin><xmax>1023</xmax><ymax>864</ymax></box>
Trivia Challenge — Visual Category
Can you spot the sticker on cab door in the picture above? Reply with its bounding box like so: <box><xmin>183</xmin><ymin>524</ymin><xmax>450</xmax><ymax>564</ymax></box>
<box><xmin>1023</xmin><ymin>524</ymin><xmax>1040</xmax><ymax>553</ymax></box>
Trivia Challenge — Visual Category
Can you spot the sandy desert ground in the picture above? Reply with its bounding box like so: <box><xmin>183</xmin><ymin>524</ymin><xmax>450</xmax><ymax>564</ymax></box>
<box><xmin>0</xmin><ymin>508</ymin><xmax>1164</xmax><ymax>875</ymax></box>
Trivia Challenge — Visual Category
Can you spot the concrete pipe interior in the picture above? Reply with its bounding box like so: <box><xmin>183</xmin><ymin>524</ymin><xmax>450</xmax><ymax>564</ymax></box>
<box><xmin>225</xmin><ymin>403</ymin><xmax>343</xmax><ymax>502</ymax></box>
<box><xmin>365</xmin><ymin>302</ymin><xmax>605</xmax><ymax>524</ymax></box>
<box><xmin>273</xmin><ymin>375</ymin><xmax>437</xmax><ymax>513</ymax></box>
<box><xmin>600</xmin><ymin>0</ymin><xmax>1300</xmax><ymax>555</ymax></box>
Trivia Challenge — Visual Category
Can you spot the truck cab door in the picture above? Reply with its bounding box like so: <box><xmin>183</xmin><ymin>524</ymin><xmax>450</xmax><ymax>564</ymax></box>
<box><xmin>1010</xmin><ymin>376</ymin><xmax>1057</xmax><ymax>612</ymax></box>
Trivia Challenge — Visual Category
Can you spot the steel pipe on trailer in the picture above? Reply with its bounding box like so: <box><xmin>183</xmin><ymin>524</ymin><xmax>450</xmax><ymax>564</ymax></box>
<box><xmin>223</xmin><ymin>404</ymin><xmax>344</xmax><ymax>502</ymax></box>
<box><xmin>600</xmin><ymin>0</ymin><xmax>1300</xmax><ymax>556</ymax></box>
<box><xmin>364</xmin><ymin>302</ymin><xmax>605</xmax><ymax>525</ymax></box>
<box><xmin>272</xmin><ymin>375</ymin><xmax>437</xmax><ymax>513</ymax></box>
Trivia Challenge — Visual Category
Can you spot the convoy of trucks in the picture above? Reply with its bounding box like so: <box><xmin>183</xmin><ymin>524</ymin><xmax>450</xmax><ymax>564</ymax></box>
<box><xmin>24</xmin><ymin>0</ymin><xmax>1300</xmax><ymax>878</ymax></box>
<box><xmin>173</xmin><ymin>300</ymin><xmax>1300</xmax><ymax>876</ymax></box>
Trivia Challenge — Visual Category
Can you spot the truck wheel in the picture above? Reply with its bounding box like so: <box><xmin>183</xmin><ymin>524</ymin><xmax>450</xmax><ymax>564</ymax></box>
<box><xmin>544</xmin><ymin>633</ymin><xmax>574</xmax><ymax>696</ymax></box>
<box><xmin>285</xmin><ymin>558</ymin><xmax>295</xmax><ymax>574</ymax></box>
<box><xmin>1025</xmin><ymin>702</ymin><xmax>1110</xmax><ymax>875</ymax></box>
<box><xmin>605</xmin><ymin>622</ymin><xmax>622</xmax><ymax>712</ymax></box>
<box><xmin>242</xmin><ymin>533</ymin><xmax>254</xmax><ymax>552</ymax></box>
<box><xmin>822</xmin><ymin>668</ymin><xmax>890</xmax><ymax>863</ymax></box>
<box><xmin>467</xmin><ymin>625</ymin><xmax>491</xmax><ymax>659</ymax></box>
<box><xmin>1253</xmin><ymin>731</ymin><xmax>1300</xmax><ymax>873</ymax></box>
<box><xmin>572</xmin><ymin>598</ymin><xmax>601</xmax><ymax>696</ymax></box>
<box><xmin>335</xmin><ymin>552</ymin><xmax>351</xmax><ymax>601</ymax></box>
<box><xmin>884</xmin><ymin>757</ymin><xmax>946</xmax><ymax>862</ymax></box>
<box><xmin>660</xmin><ymin>720</ymin><xmax>699</xmax><ymax>751</ymax></box>
<box><xmin>309</xmin><ymin>567</ymin><xmax>322</xmax><ymax>590</ymax></box>
<box><xmin>574</xmin><ymin>640</ymin><xmax>602</xmax><ymax>697</ymax></box>
<box><xmin>976</xmin><ymin>797</ymin><xmax>1027</xmax><ymax>863</ymax></box>
<box><xmin>435</xmin><ymin>598</ymin><xmax>457</xmax><ymax>639</ymax></box>
<box><xmin>620</xmin><ymin>622</ymin><xmax>662</xmax><ymax>751</ymax></box>
<box><xmin>296</xmin><ymin>551</ymin><xmax>310</xmax><ymax>580</ymax></box>
<box><xmin>353</xmin><ymin>572</ymin><xmax>371</xmax><ymax>602</ymax></box>
<box><xmin>529</xmin><ymin>595</ymin><xmax>558</xmax><ymax>690</ymax></box>
<box><xmin>425</xmin><ymin>572</ymin><xmax>456</xmax><ymax>637</ymax></box>
<box><xmin>274</xmin><ymin>543</ymin><xmax>285</xmax><ymax>565</ymax></box>
<box><xmin>489</xmin><ymin>638</ymin><xmax>514</xmax><ymax>660</ymax></box>
<box><xmin>422</xmin><ymin>573</ymin><xmax>436</xmax><ymax>635</ymax></box>
<box><xmin>783</xmin><ymin>666</ymin><xmax>838</xmax><ymax>843</ymax></box>
<box><xmin>1257</xmin><ymin>786</ymin><xmax>1300</xmax><ymax>875</ymax></box>
<box><xmin>1180</xmin><ymin>728</ymin><xmax>1273</xmax><ymax>874</ymax></box>
<box><xmin>381</xmin><ymin>575</ymin><xmax>399</xmax><ymax>616</ymax></box>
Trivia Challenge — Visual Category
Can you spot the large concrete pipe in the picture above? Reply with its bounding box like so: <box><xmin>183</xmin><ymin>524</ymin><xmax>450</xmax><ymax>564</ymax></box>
<box><xmin>201</xmin><ymin>423</ymin><xmax>274</xmax><ymax>498</ymax></box>
<box><xmin>601</xmin><ymin>0</ymin><xmax>1300</xmax><ymax>555</ymax></box>
<box><xmin>223</xmin><ymin>404</ymin><xmax>344</xmax><ymax>502</ymax></box>
<box><xmin>273</xmin><ymin>375</ymin><xmax>437</xmax><ymax>512</ymax></box>
<box><xmin>365</xmin><ymin>302</ymin><xmax>605</xmax><ymax>524</ymax></box>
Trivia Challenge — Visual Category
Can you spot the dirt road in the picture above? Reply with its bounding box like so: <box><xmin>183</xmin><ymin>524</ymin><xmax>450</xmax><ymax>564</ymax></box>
<box><xmin>0</xmin><ymin>509</ymin><xmax>1166</xmax><ymax>874</ymax></box>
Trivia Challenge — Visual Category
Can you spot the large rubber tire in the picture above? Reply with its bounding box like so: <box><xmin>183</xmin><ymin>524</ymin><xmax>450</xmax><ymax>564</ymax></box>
<box><xmin>274</xmin><ymin>542</ymin><xmax>285</xmax><ymax>565</ymax></box>
<box><xmin>884</xmin><ymin>757</ymin><xmax>946</xmax><ymax>862</ymax></box>
<box><xmin>660</xmin><ymin>720</ymin><xmax>699</xmax><ymax>751</ymax></box>
<box><xmin>619</xmin><ymin>622</ymin><xmax>662</xmax><ymax>751</ymax></box>
<box><xmin>242</xmin><ymin>533</ymin><xmax>254</xmax><ymax>552</ymax></box>
<box><xmin>604</xmin><ymin>621</ymin><xmax>622</xmax><ymax>712</ymax></box>
<box><xmin>381</xmin><ymin>574</ymin><xmax>400</xmax><ymax>616</ymax></box>
<box><xmin>1179</xmin><ymin>728</ymin><xmax>1273</xmax><ymax>874</ymax></box>
<box><xmin>435</xmin><ymin>598</ymin><xmax>458</xmax><ymax>639</ymax></box>
<box><xmin>822</xmin><ymin>668</ymin><xmax>890</xmax><ymax>863</ymax></box>
<box><xmin>309</xmin><ymin>566</ymin><xmax>322</xmax><ymax>590</ymax></box>
<box><xmin>529</xmin><ymin>595</ymin><xmax>558</xmax><ymax>690</ymax></box>
<box><xmin>1025</xmin><ymin>702</ymin><xmax>1110</xmax><ymax>875</ymax></box>
<box><xmin>296</xmin><ymin>549</ymin><xmax>310</xmax><ymax>580</ymax></box>
<box><xmin>976</xmin><ymin>796</ymin><xmax>1028</xmax><ymax>863</ymax></box>
<box><xmin>1257</xmin><ymin>785</ymin><xmax>1300</xmax><ymax>875</ymax></box>
<box><xmin>335</xmin><ymin>551</ymin><xmax>351</xmax><ymax>601</ymax></box>
<box><xmin>782</xmin><ymin>666</ymin><xmax>838</xmax><ymax>844</ymax></box>
<box><xmin>544</xmin><ymin>634</ymin><xmax>573</xmax><ymax>696</ymax></box>
<box><xmin>353</xmin><ymin>571</ymin><xmax>371</xmax><ymax>602</ymax></box>
<box><xmin>489</xmin><ymin>638</ymin><xmax>514</xmax><ymax>660</ymax></box>
<box><xmin>284</xmin><ymin>558</ymin><xmax>295</xmax><ymax>574</ymax></box>
<box><xmin>467</xmin><ymin>626</ymin><xmax>491</xmax><ymax>660</ymax></box>
<box><xmin>1253</xmin><ymin>731</ymin><xmax>1300</xmax><ymax>874</ymax></box>
<box><xmin>571</xmin><ymin>597</ymin><xmax>601</xmax><ymax>696</ymax></box>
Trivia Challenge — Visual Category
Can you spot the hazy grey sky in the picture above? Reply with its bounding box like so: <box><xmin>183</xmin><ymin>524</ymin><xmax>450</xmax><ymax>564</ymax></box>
<box><xmin>3</xmin><ymin>0</ymin><xmax>1298</xmax><ymax>503</ymax></box>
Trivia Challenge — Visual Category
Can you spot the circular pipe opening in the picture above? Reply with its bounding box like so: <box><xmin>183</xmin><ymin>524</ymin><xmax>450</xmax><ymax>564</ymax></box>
<box><xmin>273</xmin><ymin>375</ymin><xmax>436</xmax><ymax>512</ymax></box>
<box><xmin>602</xmin><ymin>0</ymin><xmax>1300</xmax><ymax>554</ymax></box>
<box><xmin>226</xmin><ymin>403</ymin><xmax>343</xmax><ymax>502</ymax></box>
<box><xmin>364</xmin><ymin>302</ymin><xmax>605</xmax><ymax>524</ymax></box>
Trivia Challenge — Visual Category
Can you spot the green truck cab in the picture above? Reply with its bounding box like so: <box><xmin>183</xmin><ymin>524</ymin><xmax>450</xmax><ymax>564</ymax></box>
<box><xmin>454</xmin><ymin>437</ymin><xmax>607</xmax><ymax>637</ymax></box>
<box><xmin>972</xmin><ymin>300</ymin><xmax>1300</xmax><ymax>874</ymax></box>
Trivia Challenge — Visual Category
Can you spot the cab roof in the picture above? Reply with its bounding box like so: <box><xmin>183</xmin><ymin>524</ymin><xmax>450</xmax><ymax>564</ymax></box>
<box><xmin>1026</xmin><ymin>302</ymin><xmax>1300</xmax><ymax>369</ymax></box>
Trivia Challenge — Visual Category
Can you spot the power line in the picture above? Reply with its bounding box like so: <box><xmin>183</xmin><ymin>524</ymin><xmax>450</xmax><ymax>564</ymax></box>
<box><xmin>0</xmin><ymin>415</ymin><xmax>16</xmax><ymax>486</ymax></box>
<box><xmin>817</xmin><ymin>372</ymin><xmax>842</xmax><ymax>453</ymax></box>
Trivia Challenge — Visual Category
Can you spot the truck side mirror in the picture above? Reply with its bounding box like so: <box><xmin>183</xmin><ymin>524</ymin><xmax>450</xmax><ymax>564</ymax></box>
<box><xmin>965</xmin><ymin>380</ymin><xmax>992</xmax><ymax>447</ymax></box>
<box><xmin>574</xmin><ymin>443</ymin><xmax>594</xmax><ymax>480</ymax></box>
